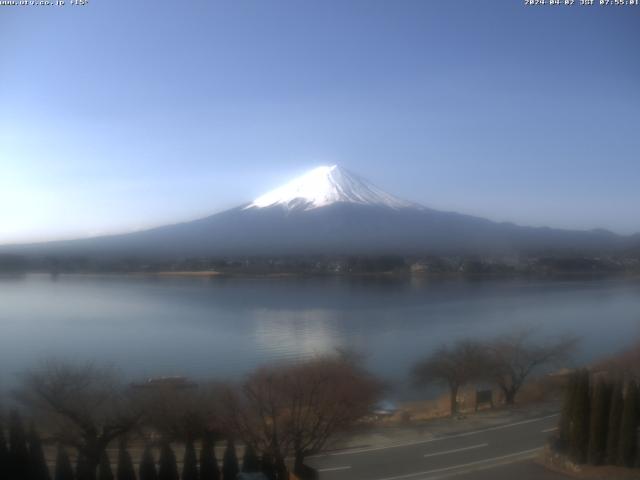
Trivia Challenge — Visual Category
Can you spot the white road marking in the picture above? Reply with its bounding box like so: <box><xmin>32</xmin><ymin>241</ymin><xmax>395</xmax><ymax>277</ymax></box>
<box><xmin>317</xmin><ymin>465</ymin><xmax>352</xmax><ymax>472</ymax></box>
<box><xmin>313</xmin><ymin>413</ymin><xmax>558</xmax><ymax>457</ymax></box>
<box><xmin>423</xmin><ymin>443</ymin><xmax>488</xmax><ymax>458</ymax></box>
<box><xmin>542</xmin><ymin>427</ymin><xmax>558</xmax><ymax>433</ymax></box>
<box><xmin>374</xmin><ymin>447</ymin><xmax>542</xmax><ymax>480</ymax></box>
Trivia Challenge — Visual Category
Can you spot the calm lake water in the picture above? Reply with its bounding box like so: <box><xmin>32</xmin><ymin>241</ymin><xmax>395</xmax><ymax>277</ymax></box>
<box><xmin>1</xmin><ymin>274</ymin><xmax>639</xmax><ymax>397</ymax></box>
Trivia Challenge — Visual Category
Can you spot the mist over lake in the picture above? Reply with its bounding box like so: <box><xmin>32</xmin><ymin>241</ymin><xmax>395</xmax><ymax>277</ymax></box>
<box><xmin>1</xmin><ymin>274</ymin><xmax>639</xmax><ymax>398</ymax></box>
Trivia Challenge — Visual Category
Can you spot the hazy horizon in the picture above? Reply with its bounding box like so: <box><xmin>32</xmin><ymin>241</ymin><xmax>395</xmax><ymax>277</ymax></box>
<box><xmin>2</xmin><ymin>1</ymin><xmax>639</xmax><ymax>244</ymax></box>
<box><xmin>1</xmin><ymin>162</ymin><xmax>640</xmax><ymax>247</ymax></box>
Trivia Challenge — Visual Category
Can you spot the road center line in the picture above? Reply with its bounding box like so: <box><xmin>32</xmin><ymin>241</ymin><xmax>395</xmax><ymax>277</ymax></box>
<box><xmin>317</xmin><ymin>465</ymin><xmax>352</xmax><ymax>472</ymax></box>
<box><xmin>314</xmin><ymin>413</ymin><xmax>558</xmax><ymax>457</ymax></box>
<box><xmin>542</xmin><ymin>427</ymin><xmax>558</xmax><ymax>433</ymax></box>
<box><xmin>423</xmin><ymin>443</ymin><xmax>488</xmax><ymax>458</ymax></box>
<box><xmin>374</xmin><ymin>447</ymin><xmax>542</xmax><ymax>480</ymax></box>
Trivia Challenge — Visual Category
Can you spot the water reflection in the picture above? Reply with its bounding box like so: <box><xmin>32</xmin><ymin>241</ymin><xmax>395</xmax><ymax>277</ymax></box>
<box><xmin>252</xmin><ymin>308</ymin><xmax>342</xmax><ymax>358</ymax></box>
<box><xmin>0</xmin><ymin>274</ymin><xmax>639</xmax><ymax>398</ymax></box>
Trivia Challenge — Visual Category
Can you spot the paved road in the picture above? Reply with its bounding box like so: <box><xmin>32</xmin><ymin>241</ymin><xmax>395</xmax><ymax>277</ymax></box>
<box><xmin>307</xmin><ymin>414</ymin><xmax>562</xmax><ymax>480</ymax></box>
<box><xmin>450</xmin><ymin>459</ymin><xmax>570</xmax><ymax>480</ymax></box>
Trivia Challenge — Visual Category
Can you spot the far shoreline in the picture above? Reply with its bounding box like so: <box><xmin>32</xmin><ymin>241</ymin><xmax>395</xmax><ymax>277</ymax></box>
<box><xmin>4</xmin><ymin>270</ymin><xmax>640</xmax><ymax>281</ymax></box>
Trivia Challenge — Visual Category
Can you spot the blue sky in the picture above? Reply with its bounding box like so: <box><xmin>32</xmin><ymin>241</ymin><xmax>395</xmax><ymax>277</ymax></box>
<box><xmin>1</xmin><ymin>0</ymin><xmax>638</xmax><ymax>243</ymax></box>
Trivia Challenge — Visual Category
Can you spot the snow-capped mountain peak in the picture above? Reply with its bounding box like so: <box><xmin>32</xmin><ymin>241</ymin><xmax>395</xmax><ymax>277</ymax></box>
<box><xmin>244</xmin><ymin>165</ymin><xmax>418</xmax><ymax>211</ymax></box>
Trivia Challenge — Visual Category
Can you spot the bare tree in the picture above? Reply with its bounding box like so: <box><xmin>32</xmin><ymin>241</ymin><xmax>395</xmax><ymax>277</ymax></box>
<box><xmin>133</xmin><ymin>381</ymin><xmax>223</xmax><ymax>442</ymax></box>
<box><xmin>225</xmin><ymin>353</ymin><xmax>381</xmax><ymax>471</ymax></box>
<box><xmin>16</xmin><ymin>360</ymin><xmax>142</xmax><ymax>480</ymax></box>
<box><xmin>412</xmin><ymin>340</ymin><xmax>487</xmax><ymax>415</ymax></box>
<box><xmin>593</xmin><ymin>338</ymin><xmax>640</xmax><ymax>379</ymax></box>
<box><xmin>485</xmin><ymin>330</ymin><xmax>577</xmax><ymax>405</ymax></box>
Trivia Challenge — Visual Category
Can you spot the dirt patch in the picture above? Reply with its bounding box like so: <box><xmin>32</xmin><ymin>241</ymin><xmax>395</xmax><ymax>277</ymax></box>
<box><xmin>375</xmin><ymin>377</ymin><xmax>564</xmax><ymax>427</ymax></box>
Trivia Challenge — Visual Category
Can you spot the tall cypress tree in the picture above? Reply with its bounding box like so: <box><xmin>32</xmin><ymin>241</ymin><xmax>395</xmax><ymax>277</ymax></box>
<box><xmin>568</xmin><ymin>369</ymin><xmax>590</xmax><ymax>464</ymax></box>
<box><xmin>618</xmin><ymin>380</ymin><xmax>639</xmax><ymax>468</ymax></box>
<box><xmin>28</xmin><ymin>426</ymin><xmax>51</xmax><ymax>480</ymax></box>
<box><xmin>157</xmin><ymin>443</ymin><xmax>178</xmax><ymax>480</ymax></box>
<box><xmin>116</xmin><ymin>442</ymin><xmax>136</xmax><ymax>480</ymax></box>
<box><xmin>559</xmin><ymin>372</ymin><xmax>578</xmax><ymax>450</ymax></box>
<box><xmin>260</xmin><ymin>452</ymin><xmax>276</xmax><ymax>480</ymax></box>
<box><xmin>139</xmin><ymin>446</ymin><xmax>157</xmax><ymax>480</ymax></box>
<box><xmin>221</xmin><ymin>440</ymin><xmax>238</xmax><ymax>480</ymax></box>
<box><xmin>587</xmin><ymin>380</ymin><xmax>610</xmax><ymax>465</ymax></box>
<box><xmin>199</xmin><ymin>434</ymin><xmax>219</xmax><ymax>480</ymax></box>
<box><xmin>241</xmin><ymin>444</ymin><xmax>259</xmax><ymax>473</ymax></box>
<box><xmin>98</xmin><ymin>451</ymin><xmax>114</xmax><ymax>480</ymax></box>
<box><xmin>9</xmin><ymin>410</ymin><xmax>30</xmax><ymax>480</ymax></box>
<box><xmin>76</xmin><ymin>452</ymin><xmax>93</xmax><ymax>480</ymax></box>
<box><xmin>274</xmin><ymin>454</ymin><xmax>288</xmax><ymax>480</ymax></box>
<box><xmin>182</xmin><ymin>441</ymin><xmax>198</xmax><ymax>480</ymax></box>
<box><xmin>606</xmin><ymin>379</ymin><xmax>624</xmax><ymax>465</ymax></box>
<box><xmin>54</xmin><ymin>446</ymin><xmax>74</xmax><ymax>480</ymax></box>
<box><xmin>1</xmin><ymin>426</ymin><xmax>9</xmax><ymax>480</ymax></box>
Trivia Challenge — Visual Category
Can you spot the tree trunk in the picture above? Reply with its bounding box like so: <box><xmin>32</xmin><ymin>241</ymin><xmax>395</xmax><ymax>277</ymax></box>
<box><xmin>504</xmin><ymin>388</ymin><xmax>516</xmax><ymax>405</ymax></box>
<box><xmin>450</xmin><ymin>385</ymin><xmax>459</xmax><ymax>416</ymax></box>
<box><xmin>293</xmin><ymin>450</ymin><xmax>318</xmax><ymax>480</ymax></box>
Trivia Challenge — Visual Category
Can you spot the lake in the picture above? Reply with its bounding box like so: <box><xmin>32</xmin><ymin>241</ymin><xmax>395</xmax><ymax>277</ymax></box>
<box><xmin>1</xmin><ymin>274</ymin><xmax>639</xmax><ymax>398</ymax></box>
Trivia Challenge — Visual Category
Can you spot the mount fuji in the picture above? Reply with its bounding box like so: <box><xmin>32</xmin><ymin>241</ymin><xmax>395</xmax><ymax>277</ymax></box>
<box><xmin>2</xmin><ymin>165</ymin><xmax>632</xmax><ymax>260</ymax></box>
<box><xmin>244</xmin><ymin>165</ymin><xmax>418</xmax><ymax>211</ymax></box>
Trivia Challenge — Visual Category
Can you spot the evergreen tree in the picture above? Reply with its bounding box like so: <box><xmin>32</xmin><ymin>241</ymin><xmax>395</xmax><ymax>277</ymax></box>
<box><xmin>116</xmin><ymin>442</ymin><xmax>136</xmax><ymax>480</ymax></box>
<box><xmin>618</xmin><ymin>380</ymin><xmax>639</xmax><ymax>468</ymax></box>
<box><xmin>138</xmin><ymin>446</ymin><xmax>157</xmax><ymax>480</ymax></box>
<box><xmin>221</xmin><ymin>440</ymin><xmax>238</xmax><ymax>480</ymax></box>
<box><xmin>568</xmin><ymin>369</ymin><xmax>590</xmax><ymax>464</ymax></box>
<box><xmin>241</xmin><ymin>444</ymin><xmax>259</xmax><ymax>473</ymax></box>
<box><xmin>199</xmin><ymin>434</ymin><xmax>219</xmax><ymax>480</ymax></box>
<box><xmin>558</xmin><ymin>372</ymin><xmax>578</xmax><ymax>450</ymax></box>
<box><xmin>1</xmin><ymin>426</ymin><xmax>9</xmax><ymax>480</ymax></box>
<box><xmin>157</xmin><ymin>443</ymin><xmax>178</xmax><ymax>480</ymax></box>
<box><xmin>28</xmin><ymin>426</ymin><xmax>51</xmax><ymax>480</ymax></box>
<box><xmin>54</xmin><ymin>446</ymin><xmax>74</xmax><ymax>480</ymax></box>
<box><xmin>9</xmin><ymin>410</ymin><xmax>30</xmax><ymax>480</ymax></box>
<box><xmin>98</xmin><ymin>451</ymin><xmax>114</xmax><ymax>480</ymax></box>
<box><xmin>606</xmin><ymin>379</ymin><xmax>624</xmax><ymax>465</ymax></box>
<box><xmin>273</xmin><ymin>455</ymin><xmax>287</xmax><ymax>480</ymax></box>
<box><xmin>182</xmin><ymin>440</ymin><xmax>198</xmax><ymax>480</ymax></box>
<box><xmin>587</xmin><ymin>380</ymin><xmax>610</xmax><ymax>465</ymax></box>
<box><xmin>260</xmin><ymin>452</ymin><xmax>276</xmax><ymax>480</ymax></box>
<box><xmin>76</xmin><ymin>452</ymin><xmax>94</xmax><ymax>480</ymax></box>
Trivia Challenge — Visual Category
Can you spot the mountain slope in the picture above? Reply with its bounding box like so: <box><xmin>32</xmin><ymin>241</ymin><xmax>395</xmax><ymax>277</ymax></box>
<box><xmin>1</xmin><ymin>165</ymin><xmax>635</xmax><ymax>260</ymax></box>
